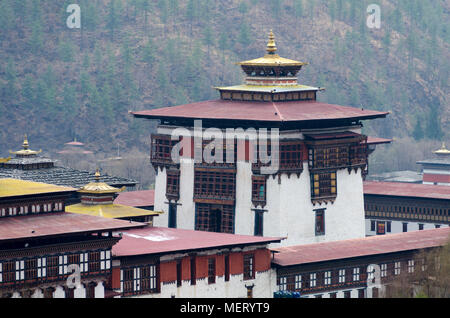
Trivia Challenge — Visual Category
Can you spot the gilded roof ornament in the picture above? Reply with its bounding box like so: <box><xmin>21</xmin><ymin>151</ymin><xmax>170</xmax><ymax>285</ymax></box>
<box><xmin>434</xmin><ymin>142</ymin><xmax>450</xmax><ymax>156</ymax></box>
<box><xmin>9</xmin><ymin>134</ymin><xmax>42</xmax><ymax>156</ymax></box>
<box><xmin>266</xmin><ymin>29</ymin><xmax>277</xmax><ymax>54</ymax></box>
<box><xmin>78</xmin><ymin>169</ymin><xmax>125</xmax><ymax>194</ymax></box>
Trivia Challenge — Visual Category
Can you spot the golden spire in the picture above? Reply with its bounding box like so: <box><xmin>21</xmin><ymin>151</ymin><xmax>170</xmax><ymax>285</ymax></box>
<box><xmin>95</xmin><ymin>168</ymin><xmax>101</xmax><ymax>182</ymax></box>
<box><xmin>434</xmin><ymin>142</ymin><xmax>450</xmax><ymax>156</ymax></box>
<box><xmin>22</xmin><ymin>134</ymin><xmax>29</xmax><ymax>150</ymax></box>
<box><xmin>266</xmin><ymin>30</ymin><xmax>277</xmax><ymax>55</ymax></box>
<box><xmin>9</xmin><ymin>134</ymin><xmax>42</xmax><ymax>156</ymax></box>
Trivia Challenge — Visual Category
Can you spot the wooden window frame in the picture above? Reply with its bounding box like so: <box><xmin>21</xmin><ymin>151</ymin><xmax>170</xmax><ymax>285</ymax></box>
<box><xmin>315</xmin><ymin>209</ymin><xmax>326</xmax><ymax>236</ymax></box>
<box><xmin>243</xmin><ymin>254</ymin><xmax>255</xmax><ymax>281</ymax></box>
<box><xmin>311</xmin><ymin>172</ymin><xmax>337</xmax><ymax>200</ymax></box>
<box><xmin>208</xmin><ymin>258</ymin><xmax>216</xmax><ymax>284</ymax></box>
<box><xmin>251</xmin><ymin>175</ymin><xmax>267</xmax><ymax>207</ymax></box>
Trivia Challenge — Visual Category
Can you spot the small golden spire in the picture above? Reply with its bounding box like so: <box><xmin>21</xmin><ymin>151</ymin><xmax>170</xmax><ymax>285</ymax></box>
<box><xmin>434</xmin><ymin>142</ymin><xmax>450</xmax><ymax>156</ymax></box>
<box><xmin>266</xmin><ymin>29</ymin><xmax>277</xmax><ymax>55</ymax></box>
<box><xmin>95</xmin><ymin>168</ymin><xmax>101</xmax><ymax>182</ymax></box>
<box><xmin>22</xmin><ymin>134</ymin><xmax>29</xmax><ymax>150</ymax></box>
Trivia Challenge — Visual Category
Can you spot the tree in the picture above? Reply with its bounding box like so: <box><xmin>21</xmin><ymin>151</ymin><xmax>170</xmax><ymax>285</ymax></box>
<box><xmin>412</xmin><ymin>118</ymin><xmax>424</xmax><ymax>141</ymax></box>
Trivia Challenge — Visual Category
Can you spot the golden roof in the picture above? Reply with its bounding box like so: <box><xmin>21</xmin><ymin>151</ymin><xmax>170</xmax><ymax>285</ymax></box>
<box><xmin>65</xmin><ymin>203</ymin><xmax>162</xmax><ymax>219</ymax></box>
<box><xmin>78</xmin><ymin>169</ymin><xmax>124</xmax><ymax>194</ymax></box>
<box><xmin>434</xmin><ymin>143</ymin><xmax>450</xmax><ymax>156</ymax></box>
<box><xmin>0</xmin><ymin>178</ymin><xmax>76</xmax><ymax>198</ymax></box>
<box><xmin>0</xmin><ymin>157</ymin><xmax>11</xmax><ymax>163</ymax></box>
<box><xmin>237</xmin><ymin>30</ymin><xmax>307</xmax><ymax>67</ymax></box>
<box><xmin>9</xmin><ymin>134</ymin><xmax>42</xmax><ymax>156</ymax></box>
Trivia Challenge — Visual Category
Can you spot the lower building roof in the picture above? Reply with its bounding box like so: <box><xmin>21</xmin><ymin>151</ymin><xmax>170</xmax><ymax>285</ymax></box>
<box><xmin>272</xmin><ymin>227</ymin><xmax>450</xmax><ymax>267</ymax></box>
<box><xmin>363</xmin><ymin>181</ymin><xmax>450</xmax><ymax>200</ymax></box>
<box><xmin>0</xmin><ymin>178</ymin><xmax>76</xmax><ymax>198</ymax></box>
<box><xmin>65</xmin><ymin>203</ymin><xmax>162</xmax><ymax>219</ymax></box>
<box><xmin>113</xmin><ymin>190</ymin><xmax>155</xmax><ymax>207</ymax></box>
<box><xmin>0</xmin><ymin>212</ymin><xmax>145</xmax><ymax>242</ymax></box>
<box><xmin>113</xmin><ymin>227</ymin><xmax>283</xmax><ymax>257</ymax></box>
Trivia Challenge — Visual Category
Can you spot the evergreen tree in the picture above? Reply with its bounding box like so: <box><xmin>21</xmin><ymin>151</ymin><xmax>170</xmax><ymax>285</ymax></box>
<box><xmin>412</xmin><ymin>118</ymin><xmax>424</xmax><ymax>141</ymax></box>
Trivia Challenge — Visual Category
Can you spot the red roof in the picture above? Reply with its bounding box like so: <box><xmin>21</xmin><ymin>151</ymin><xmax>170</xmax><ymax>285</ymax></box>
<box><xmin>132</xmin><ymin>100</ymin><xmax>388</xmax><ymax>123</ymax></box>
<box><xmin>364</xmin><ymin>181</ymin><xmax>450</xmax><ymax>200</ymax></box>
<box><xmin>272</xmin><ymin>227</ymin><xmax>450</xmax><ymax>267</ymax></box>
<box><xmin>114</xmin><ymin>190</ymin><xmax>155</xmax><ymax>207</ymax></box>
<box><xmin>113</xmin><ymin>227</ymin><xmax>283</xmax><ymax>257</ymax></box>
<box><xmin>0</xmin><ymin>212</ymin><xmax>145</xmax><ymax>242</ymax></box>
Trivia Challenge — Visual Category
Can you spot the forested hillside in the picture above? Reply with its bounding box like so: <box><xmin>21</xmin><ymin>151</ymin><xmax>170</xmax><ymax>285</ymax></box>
<box><xmin>0</xmin><ymin>0</ymin><xmax>448</xmax><ymax>186</ymax></box>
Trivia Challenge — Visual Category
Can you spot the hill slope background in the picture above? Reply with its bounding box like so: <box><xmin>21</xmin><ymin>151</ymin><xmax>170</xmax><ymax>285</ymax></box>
<box><xmin>0</xmin><ymin>0</ymin><xmax>448</xmax><ymax>188</ymax></box>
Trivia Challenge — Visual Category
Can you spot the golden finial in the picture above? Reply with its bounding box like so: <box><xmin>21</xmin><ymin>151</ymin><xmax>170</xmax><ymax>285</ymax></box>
<box><xmin>23</xmin><ymin>134</ymin><xmax>29</xmax><ymax>150</ymax></box>
<box><xmin>434</xmin><ymin>142</ymin><xmax>450</xmax><ymax>156</ymax></box>
<box><xmin>95</xmin><ymin>168</ymin><xmax>101</xmax><ymax>182</ymax></box>
<box><xmin>266</xmin><ymin>29</ymin><xmax>277</xmax><ymax>55</ymax></box>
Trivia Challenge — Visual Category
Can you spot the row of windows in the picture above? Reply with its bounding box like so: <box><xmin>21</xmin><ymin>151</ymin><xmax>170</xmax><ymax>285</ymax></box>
<box><xmin>308</xmin><ymin>143</ymin><xmax>368</xmax><ymax>170</ymax></box>
<box><xmin>0</xmin><ymin>202</ymin><xmax>64</xmax><ymax>218</ymax></box>
<box><xmin>278</xmin><ymin>259</ymin><xmax>424</xmax><ymax>292</ymax></box>
<box><xmin>0</xmin><ymin>250</ymin><xmax>111</xmax><ymax>284</ymax></box>
<box><xmin>370</xmin><ymin>220</ymin><xmax>446</xmax><ymax>234</ymax></box>
<box><xmin>365</xmin><ymin>202</ymin><xmax>449</xmax><ymax>217</ymax></box>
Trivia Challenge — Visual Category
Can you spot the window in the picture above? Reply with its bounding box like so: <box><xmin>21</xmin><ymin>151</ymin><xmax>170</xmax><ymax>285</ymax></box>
<box><xmin>380</xmin><ymin>264</ymin><xmax>387</xmax><ymax>278</ymax></box>
<box><xmin>208</xmin><ymin>258</ymin><xmax>216</xmax><ymax>284</ymax></box>
<box><xmin>37</xmin><ymin>257</ymin><xmax>46</xmax><ymax>279</ymax></box>
<box><xmin>376</xmin><ymin>222</ymin><xmax>386</xmax><ymax>235</ymax></box>
<box><xmin>344</xmin><ymin>290</ymin><xmax>351</xmax><ymax>298</ymax></box>
<box><xmin>394</xmin><ymin>262</ymin><xmax>401</xmax><ymax>275</ymax></box>
<box><xmin>59</xmin><ymin>255</ymin><xmax>68</xmax><ymax>275</ymax></box>
<box><xmin>358</xmin><ymin>289</ymin><xmax>366</xmax><ymax>298</ymax></box>
<box><xmin>435</xmin><ymin>224</ymin><xmax>441</xmax><ymax>229</ymax></box>
<box><xmin>252</xmin><ymin>175</ymin><xmax>267</xmax><ymax>206</ymax></box>
<box><xmin>121</xmin><ymin>268</ymin><xmax>134</xmax><ymax>294</ymax></box>
<box><xmin>371</xmin><ymin>220</ymin><xmax>375</xmax><ymax>232</ymax></box>
<box><xmin>294</xmin><ymin>274</ymin><xmax>302</xmax><ymax>290</ymax></box>
<box><xmin>89</xmin><ymin>252</ymin><xmax>100</xmax><ymax>273</ymax></box>
<box><xmin>100</xmin><ymin>250</ymin><xmax>111</xmax><ymax>271</ymax></box>
<box><xmin>408</xmin><ymin>260</ymin><xmax>415</xmax><ymax>273</ymax></box>
<box><xmin>195</xmin><ymin>204</ymin><xmax>235</xmax><ymax>234</ymax></box>
<box><xmin>403</xmin><ymin>222</ymin><xmax>408</xmax><ymax>233</ymax></box>
<box><xmin>151</xmin><ymin>134</ymin><xmax>179</xmax><ymax>165</ymax></box>
<box><xmin>168</xmin><ymin>203</ymin><xmax>177</xmax><ymax>228</ymax></box>
<box><xmin>243</xmin><ymin>254</ymin><xmax>255</xmax><ymax>280</ymax></box>
<box><xmin>310</xmin><ymin>146</ymin><xmax>349</xmax><ymax>169</ymax></box>
<box><xmin>141</xmin><ymin>265</ymin><xmax>157</xmax><ymax>293</ymax></box>
<box><xmin>315</xmin><ymin>209</ymin><xmax>325</xmax><ymax>236</ymax></box>
<box><xmin>194</xmin><ymin>169</ymin><xmax>236</xmax><ymax>202</ymax></box>
<box><xmin>329</xmin><ymin>292</ymin><xmax>337</xmax><ymax>298</ymax></box>
<box><xmin>386</xmin><ymin>221</ymin><xmax>391</xmax><ymax>233</ymax></box>
<box><xmin>254</xmin><ymin>210</ymin><xmax>264</xmax><ymax>236</ymax></box>
<box><xmin>353</xmin><ymin>267</ymin><xmax>360</xmax><ymax>281</ymax></box>
<box><xmin>278</xmin><ymin>277</ymin><xmax>287</xmax><ymax>291</ymax></box>
<box><xmin>324</xmin><ymin>271</ymin><xmax>331</xmax><ymax>285</ymax></box>
<box><xmin>25</xmin><ymin>259</ymin><xmax>37</xmax><ymax>280</ymax></box>
<box><xmin>80</xmin><ymin>252</ymin><xmax>88</xmax><ymax>273</ymax></box>
<box><xmin>309</xmin><ymin>273</ymin><xmax>317</xmax><ymax>288</ymax></box>
<box><xmin>47</xmin><ymin>256</ymin><xmax>58</xmax><ymax>278</ymax></box>
<box><xmin>311</xmin><ymin>172</ymin><xmax>337</xmax><ymax>199</ymax></box>
<box><xmin>15</xmin><ymin>260</ymin><xmax>25</xmax><ymax>281</ymax></box>
<box><xmin>2</xmin><ymin>261</ymin><xmax>15</xmax><ymax>283</ymax></box>
<box><xmin>166</xmin><ymin>169</ymin><xmax>180</xmax><ymax>200</ymax></box>
<box><xmin>86</xmin><ymin>282</ymin><xmax>96</xmax><ymax>298</ymax></box>
<box><xmin>339</xmin><ymin>269</ymin><xmax>346</xmax><ymax>283</ymax></box>
<box><xmin>419</xmin><ymin>224</ymin><xmax>424</xmax><ymax>230</ymax></box>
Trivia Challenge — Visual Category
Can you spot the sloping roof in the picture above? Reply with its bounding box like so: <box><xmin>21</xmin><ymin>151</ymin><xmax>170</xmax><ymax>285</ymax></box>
<box><xmin>0</xmin><ymin>178</ymin><xmax>76</xmax><ymax>198</ymax></box>
<box><xmin>0</xmin><ymin>212</ymin><xmax>145</xmax><ymax>242</ymax></box>
<box><xmin>132</xmin><ymin>100</ymin><xmax>388</xmax><ymax>123</ymax></box>
<box><xmin>363</xmin><ymin>181</ymin><xmax>450</xmax><ymax>200</ymax></box>
<box><xmin>272</xmin><ymin>227</ymin><xmax>450</xmax><ymax>267</ymax></box>
<box><xmin>113</xmin><ymin>227</ymin><xmax>283</xmax><ymax>257</ymax></box>
<box><xmin>66</xmin><ymin>203</ymin><xmax>161</xmax><ymax>219</ymax></box>
<box><xmin>113</xmin><ymin>190</ymin><xmax>155</xmax><ymax>207</ymax></box>
<box><xmin>0</xmin><ymin>166</ymin><xmax>137</xmax><ymax>189</ymax></box>
<box><xmin>367</xmin><ymin>137</ymin><xmax>393</xmax><ymax>145</ymax></box>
